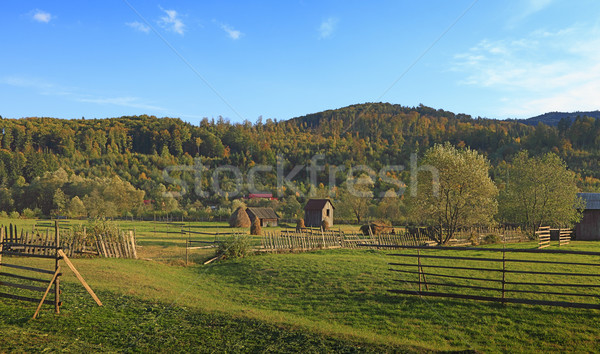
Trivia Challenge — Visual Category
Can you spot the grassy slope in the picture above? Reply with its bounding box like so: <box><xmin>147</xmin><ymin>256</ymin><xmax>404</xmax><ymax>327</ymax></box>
<box><xmin>1</xmin><ymin>218</ymin><xmax>599</xmax><ymax>352</ymax></box>
<box><xmin>2</xmin><ymin>241</ymin><xmax>600</xmax><ymax>352</ymax></box>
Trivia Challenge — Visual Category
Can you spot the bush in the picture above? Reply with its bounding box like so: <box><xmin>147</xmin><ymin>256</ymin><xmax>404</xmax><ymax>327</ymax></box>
<box><xmin>468</xmin><ymin>232</ymin><xmax>480</xmax><ymax>246</ymax></box>
<box><xmin>484</xmin><ymin>234</ymin><xmax>501</xmax><ymax>244</ymax></box>
<box><xmin>21</xmin><ymin>208</ymin><xmax>37</xmax><ymax>219</ymax></box>
<box><xmin>0</xmin><ymin>211</ymin><xmax>8</xmax><ymax>218</ymax></box>
<box><xmin>9</xmin><ymin>211</ymin><xmax>19</xmax><ymax>219</ymax></box>
<box><xmin>217</xmin><ymin>234</ymin><xmax>252</xmax><ymax>259</ymax></box>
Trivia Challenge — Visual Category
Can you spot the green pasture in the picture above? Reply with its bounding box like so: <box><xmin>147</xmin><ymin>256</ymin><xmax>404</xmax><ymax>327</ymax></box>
<box><xmin>1</xmin><ymin>218</ymin><xmax>599</xmax><ymax>352</ymax></box>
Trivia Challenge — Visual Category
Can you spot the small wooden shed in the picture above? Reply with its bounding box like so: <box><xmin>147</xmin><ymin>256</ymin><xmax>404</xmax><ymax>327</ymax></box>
<box><xmin>575</xmin><ymin>193</ymin><xmax>600</xmax><ymax>240</ymax></box>
<box><xmin>246</xmin><ymin>207</ymin><xmax>280</xmax><ymax>227</ymax></box>
<box><xmin>304</xmin><ymin>199</ymin><xmax>334</xmax><ymax>227</ymax></box>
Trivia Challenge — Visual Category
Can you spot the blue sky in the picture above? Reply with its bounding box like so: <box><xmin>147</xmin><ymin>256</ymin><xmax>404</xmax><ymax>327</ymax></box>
<box><xmin>2</xmin><ymin>0</ymin><xmax>600</xmax><ymax>123</ymax></box>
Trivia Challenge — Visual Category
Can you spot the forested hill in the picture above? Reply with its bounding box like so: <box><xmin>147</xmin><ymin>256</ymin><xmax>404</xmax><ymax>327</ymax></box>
<box><xmin>514</xmin><ymin>111</ymin><xmax>600</xmax><ymax>126</ymax></box>
<box><xmin>2</xmin><ymin>102</ymin><xmax>600</xmax><ymax>218</ymax></box>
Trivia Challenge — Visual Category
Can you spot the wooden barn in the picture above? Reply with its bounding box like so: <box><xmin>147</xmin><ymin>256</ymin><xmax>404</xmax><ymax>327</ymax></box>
<box><xmin>304</xmin><ymin>199</ymin><xmax>334</xmax><ymax>227</ymax></box>
<box><xmin>246</xmin><ymin>207</ymin><xmax>280</xmax><ymax>227</ymax></box>
<box><xmin>575</xmin><ymin>193</ymin><xmax>600</xmax><ymax>240</ymax></box>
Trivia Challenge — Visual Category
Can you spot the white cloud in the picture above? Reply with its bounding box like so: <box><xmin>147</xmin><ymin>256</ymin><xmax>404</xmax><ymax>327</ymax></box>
<box><xmin>127</xmin><ymin>21</ymin><xmax>150</xmax><ymax>33</ymax></box>
<box><xmin>77</xmin><ymin>96</ymin><xmax>164</xmax><ymax>111</ymax></box>
<box><xmin>159</xmin><ymin>8</ymin><xmax>185</xmax><ymax>35</ymax></box>
<box><xmin>220</xmin><ymin>24</ymin><xmax>243</xmax><ymax>40</ymax></box>
<box><xmin>508</xmin><ymin>0</ymin><xmax>554</xmax><ymax>26</ymax></box>
<box><xmin>453</xmin><ymin>25</ymin><xmax>600</xmax><ymax>116</ymax></box>
<box><xmin>32</xmin><ymin>9</ymin><xmax>52</xmax><ymax>23</ymax></box>
<box><xmin>318</xmin><ymin>17</ymin><xmax>338</xmax><ymax>39</ymax></box>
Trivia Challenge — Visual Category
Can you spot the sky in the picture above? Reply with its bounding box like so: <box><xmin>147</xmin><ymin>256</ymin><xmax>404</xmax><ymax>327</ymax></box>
<box><xmin>2</xmin><ymin>0</ymin><xmax>600</xmax><ymax>124</ymax></box>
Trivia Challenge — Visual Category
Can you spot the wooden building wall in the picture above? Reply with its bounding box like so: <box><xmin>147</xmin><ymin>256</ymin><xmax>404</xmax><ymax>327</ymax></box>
<box><xmin>575</xmin><ymin>210</ymin><xmax>600</xmax><ymax>240</ymax></box>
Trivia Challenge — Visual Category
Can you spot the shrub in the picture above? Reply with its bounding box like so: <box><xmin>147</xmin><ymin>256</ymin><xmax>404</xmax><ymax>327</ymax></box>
<box><xmin>468</xmin><ymin>232</ymin><xmax>480</xmax><ymax>246</ymax></box>
<box><xmin>217</xmin><ymin>234</ymin><xmax>252</xmax><ymax>259</ymax></box>
<box><xmin>9</xmin><ymin>211</ymin><xmax>20</xmax><ymax>219</ymax></box>
<box><xmin>22</xmin><ymin>208</ymin><xmax>37</xmax><ymax>219</ymax></box>
<box><xmin>484</xmin><ymin>234</ymin><xmax>501</xmax><ymax>244</ymax></box>
<box><xmin>0</xmin><ymin>211</ymin><xmax>8</xmax><ymax>218</ymax></box>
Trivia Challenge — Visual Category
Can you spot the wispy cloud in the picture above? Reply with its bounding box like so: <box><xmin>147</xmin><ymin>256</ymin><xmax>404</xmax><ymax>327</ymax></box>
<box><xmin>32</xmin><ymin>9</ymin><xmax>52</xmax><ymax>23</ymax></box>
<box><xmin>220</xmin><ymin>24</ymin><xmax>243</xmax><ymax>40</ymax></box>
<box><xmin>507</xmin><ymin>0</ymin><xmax>554</xmax><ymax>27</ymax></box>
<box><xmin>318</xmin><ymin>17</ymin><xmax>339</xmax><ymax>39</ymax></box>
<box><xmin>1</xmin><ymin>75</ymin><xmax>164</xmax><ymax>112</ymax></box>
<box><xmin>77</xmin><ymin>96</ymin><xmax>163</xmax><ymax>111</ymax></box>
<box><xmin>159</xmin><ymin>8</ymin><xmax>185</xmax><ymax>35</ymax></box>
<box><xmin>453</xmin><ymin>24</ymin><xmax>600</xmax><ymax>116</ymax></box>
<box><xmin>126</xmin><ymin>21</ymin><xmax>150</xmax><ymax>33</ymax></box>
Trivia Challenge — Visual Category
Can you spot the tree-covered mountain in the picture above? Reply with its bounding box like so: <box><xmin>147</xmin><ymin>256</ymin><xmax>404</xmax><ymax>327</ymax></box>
<box><xmin>1</xmin><ymin>102</ymin><xmax>600</xmax><ymax>219</ymax></box>
<box><xmin>515</xmin><ymin>111</ymin><xmax>600</xmax><ymax>126</ymax></box>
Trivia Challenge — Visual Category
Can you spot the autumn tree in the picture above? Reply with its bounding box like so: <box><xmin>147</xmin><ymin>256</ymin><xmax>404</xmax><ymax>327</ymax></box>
<box><xmin>410</xmin><ymin>143</ymin><xmax>498</xmax><ymax>244</ymax></box>
<box><xmin>337</xmin><ymin>174</ymin><xmax>374</xmax><ymax>224</ymax></box>
<box><xmin>498</xmin><ymin>151</ymin><xmax>583</xmax><ymax>232</ymax></box>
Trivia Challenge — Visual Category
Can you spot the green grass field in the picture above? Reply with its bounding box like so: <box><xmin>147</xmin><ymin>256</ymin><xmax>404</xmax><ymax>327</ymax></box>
<box><xmin>1</xmin><ymin>218</ymin><xmax>600</xmax><ymax>352</ymax></box>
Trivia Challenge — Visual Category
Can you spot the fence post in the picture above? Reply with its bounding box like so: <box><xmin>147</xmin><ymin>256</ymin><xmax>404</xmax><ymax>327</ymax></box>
<box><xmin>417</xmin><ymin>249</ymin><xmax>422</xmax><ymax>293</ymax></box>
<box><xmin>0</xmin><ymin>227</ymin><xmax>4</xmax><ymax>272</ymax></box>
<box><xmin>501</xmin><ymin>245</ymin><xmax>506</xmax><ymax>305</ymax></box>
<box><xmin>54</xmin><ymin>220</ymin><xmax>60</xmax><ymax>314</ymax></box>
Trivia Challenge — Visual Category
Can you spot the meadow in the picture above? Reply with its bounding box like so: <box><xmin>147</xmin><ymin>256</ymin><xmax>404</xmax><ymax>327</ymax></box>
<box><xmin>1</xmin><ymin>218</ymin><xmax>599</xmax><ymax>352</ymax></box>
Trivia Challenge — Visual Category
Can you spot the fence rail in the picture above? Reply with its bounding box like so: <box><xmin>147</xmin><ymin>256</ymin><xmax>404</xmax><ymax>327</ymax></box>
<box><xmin>386</xmin><ymin>245</ymin><xmax>600</xmax><ymax>309</ymax></box>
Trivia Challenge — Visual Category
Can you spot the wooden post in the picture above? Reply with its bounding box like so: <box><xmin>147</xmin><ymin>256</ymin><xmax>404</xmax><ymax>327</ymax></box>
<box><xmin>501</xmin><ymin>246</ymin><xmax>506</xmax><ymax>304</ymax></box>
<box><xmin>54</xmin><ymin>220</ymin><xmax>60</xmax><ymax>314</ymax></box>
<box><xmin>0</xmin><ymin>227</ymin><xmax>4</xmax><ymax>272</ymax></box>
<box><xmin>33</xmin><ymin>267</ymin><xmax>61</xmax><ymax>319</ymax></box>
<box><xmin>417</xmin><ymin>249</ymin><xmax>422</xmax><ymax>292</ymax></box>
<box><xmin>129</xmin><ymin>231</ymin><xmax>137</xmax><ymax>259</ymax></box>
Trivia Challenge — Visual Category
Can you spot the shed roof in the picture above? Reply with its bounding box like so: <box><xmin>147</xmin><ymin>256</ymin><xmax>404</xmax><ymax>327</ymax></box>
<box><xmin>304</xmin><ymin>199</ymin><xmax>334</xmax><ymax>210</ymax></box>
<box><xmin>578</xmin><ymin>193</ymin><xmax>600</xmax><ymax>210</ymax></box>
<box><xmin>246</xmin><ymin>207</ymin><xmax>279</xmax><ymax>219</ymax></box>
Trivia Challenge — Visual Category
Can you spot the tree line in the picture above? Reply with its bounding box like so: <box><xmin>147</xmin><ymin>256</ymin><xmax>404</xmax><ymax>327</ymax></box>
<box><xmin>0</xmin><ymin>103</ymin><xmax>594</xmax><ymax>230</ymax></box>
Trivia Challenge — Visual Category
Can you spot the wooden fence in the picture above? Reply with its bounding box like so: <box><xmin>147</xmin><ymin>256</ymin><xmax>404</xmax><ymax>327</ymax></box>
<box><xmin>0</xmin><ymin>221</ymin><xmax>102</xmax><ymax>318</ymax></box>
<box><xmin>386</xmin><ymin>245</ymin><xmax>600</xmax><ymax>309</ymax></box>
<box><xmin>2</xmin><ymin>224</ymin><xmax>137</xmax><ymax>259</ymax></box>
<box><xmin>260</xmin><ymin>229</ymin><xmax>431</xmax><ymax>252</ymax></box>
<box><xmin>537</xmin><ymin>226</ymin><xmax>551</xmax><ymax>248</ymax></box>
<box><xmin>537</xmin><ymin>226</ymin><xmax>572</xmax><ymax>249</ymax></box>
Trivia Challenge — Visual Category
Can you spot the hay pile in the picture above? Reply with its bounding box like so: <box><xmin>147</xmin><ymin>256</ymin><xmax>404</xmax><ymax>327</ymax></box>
<box><xmin>229</xmin><ymin>207</ymin><xmax>251</xmax><ymax>228</ymax></box>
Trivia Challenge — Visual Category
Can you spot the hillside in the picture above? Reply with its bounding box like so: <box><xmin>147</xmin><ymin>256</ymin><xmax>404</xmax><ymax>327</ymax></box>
<box><xmin>513</xmin><ymin>111</ymin><xmax>600</xmax><ymax>126</ymax></box>
<box><xmin>1</xmin><ymin>102</ymin><xmax>600</xmax><ymax>219</ymax></box>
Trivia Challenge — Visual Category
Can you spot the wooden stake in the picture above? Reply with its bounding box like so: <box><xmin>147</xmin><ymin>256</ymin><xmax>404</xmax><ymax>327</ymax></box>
<box><xmin>58</xmin><ymin>249</ymin><xmax>102</xmax><ymax>306</ymax></box>
<box><xmin>0</xmin><ymin>227</ymin><xmax>4</xmax><ymax>272</ymax></box>
<box><xmin>32</xmin><ymin>267</ymin><xmax>61</xmax><ymax>319</ymax></box>
<box><xmin>129</xmin><ymin>231</ymin><xmax>137</xmax><ymax>259</ymax></box>
<box><xmin>54</xmin><ymin>221</ymin><xmax>60</xmax><ymax>314</ymax></box>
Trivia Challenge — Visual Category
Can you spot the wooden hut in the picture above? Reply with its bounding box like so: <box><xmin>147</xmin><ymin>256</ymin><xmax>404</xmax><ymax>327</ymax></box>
<box><xmin>575</xmin><ymin>193</ymin><xmax>600</xmax><ymax>240</ymax></box>
<box><xmin>304</xmin><ymin>199</ymin><xmax>334</xmax><ymax>227</ymax></box>
<box><xmin>246</xmin><ymin>207</ymin><xmax>280</xmax><ymax>227</ymax></box>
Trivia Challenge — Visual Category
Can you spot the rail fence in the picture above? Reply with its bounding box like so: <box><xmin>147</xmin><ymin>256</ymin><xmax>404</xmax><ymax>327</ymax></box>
<box><xmin>0</xmin><ymin>221</ymin><xmax>102</xmax><ymax>318</ymax></box>
<box><xmin>1</xmin><ymin>223</ymin><xmax>137</xmax><ymax>259</ymax></box>
<box><xmin>260</xmin><ymin>228</ymin><xmax>432</xmax><ymax>252</ymax></box>
<box><xmin>384</xmin><ymin>245</ymin><xmax>600</xmax><ymax>309</ymax></box>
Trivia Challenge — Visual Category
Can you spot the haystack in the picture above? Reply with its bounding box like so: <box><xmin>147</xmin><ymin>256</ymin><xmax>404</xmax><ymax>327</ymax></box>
<box><xmin>360</xmin><ymin>221</ymin><xmax>393</xmax><ymax>236</ymax></box>
<box><xmin>229</xmin><ymin>207</ymin><xmax>251</xmax><ymax>228</ymax></box>
<box><xmin>250</xmin><ymin>217</ymin><xmax>262</xmax><ymax>236</ymax></box>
